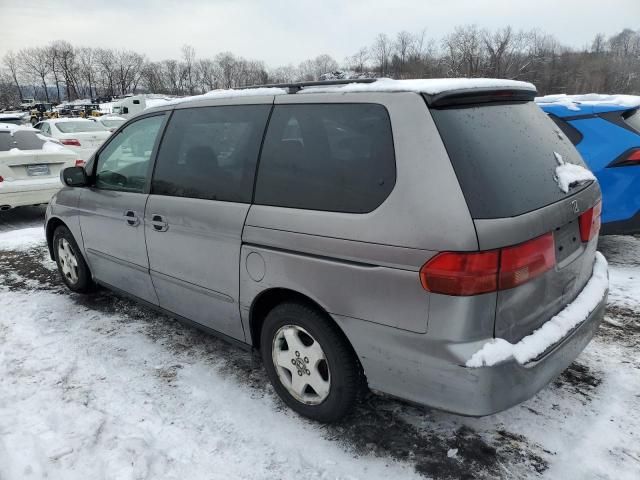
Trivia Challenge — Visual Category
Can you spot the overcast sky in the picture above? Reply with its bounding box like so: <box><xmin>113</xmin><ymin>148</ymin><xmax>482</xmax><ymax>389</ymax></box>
<box><xmin>1</xmin><ymin>0</ymin><xmax>639</xmax><ymax>66</ymax></box>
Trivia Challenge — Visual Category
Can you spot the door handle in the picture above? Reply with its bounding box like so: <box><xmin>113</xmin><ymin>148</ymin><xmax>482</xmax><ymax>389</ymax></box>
<box><xmin>123</xmin><ymin>210</ymin><xmax>139</xmax><ymax>227</ymax></box>
<box><xmin>151</xmin><ymin>214</ymin><xmax>169</xmax><ymax>232</ymax></box>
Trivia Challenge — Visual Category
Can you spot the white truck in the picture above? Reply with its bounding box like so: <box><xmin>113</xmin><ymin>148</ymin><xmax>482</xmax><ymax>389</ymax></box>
<box><xmin>111</xmin><ymin>96</ymin><xmax>146</xmax><ymax>117</ymax></box>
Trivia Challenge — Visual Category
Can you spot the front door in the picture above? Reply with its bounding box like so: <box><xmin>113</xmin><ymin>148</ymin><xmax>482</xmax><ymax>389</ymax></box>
<box><xmin>144</xmin><ymin>103</ymin><xmax>272</xmax><ymax>340</ymax></box>
<box><xmin>79</xmin><ymin>113</ymin><xmax>167</xmax><ymax>304</ymax></box>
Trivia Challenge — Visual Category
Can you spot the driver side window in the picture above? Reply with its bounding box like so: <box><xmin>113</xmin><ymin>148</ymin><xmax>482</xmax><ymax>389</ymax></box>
<box><xmin>95</xmin><ymin>114</ymin><xmax>164</xmax><ymax>193</ymax></box>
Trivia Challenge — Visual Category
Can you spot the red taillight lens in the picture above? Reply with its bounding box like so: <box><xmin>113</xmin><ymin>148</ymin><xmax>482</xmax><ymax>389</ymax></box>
<box><xmin>0</xmin><ymin>175</ymin><xmax>3</xmax><ymax>182</ymax></box>
<box><xmin>626</xmin><ymin>149</ymin><xmax>640</xmax><ymax>163</ymax></box>
<box><xmin>420</xmin><ymin>251</ymin><xmax>499</xmax><ymax>296</ymax></box>
<box><xmin>579</xmin><ymin>201</ymin><xmax>602</xmax><ymax>242</ymax></box>
<box><xmin>608</xmin><ymin>148</ymin><xmax>640</xmax><ymax>167</ymax></box>
<box><xmin>75</xmin><ymin>160</ymin><xmax>86</xmax><ymax>167</ymax></box>
<box><xmin>420</xmin><ymin>233</ymin><xmax>557</xmax><ymax>296</ymax></box>
<box><xmin>499</xmin><ymin>233</ymin><xmax>556</xmax><ymax>290</ymax></box>
<box><xmin>61</xmin><ymin>139</ymin><xmax>81</xmax><ymax>146</ymax></box>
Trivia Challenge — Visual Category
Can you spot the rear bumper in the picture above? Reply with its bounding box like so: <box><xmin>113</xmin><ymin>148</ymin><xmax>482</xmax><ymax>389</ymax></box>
<box><xmin>601</xmin><ymin>210</ymin><xmax>640</xmax><ymax>235</ymax></box>
<box><xmin>448</xmin><ymin>293</ymin><xmax>606</xmax><ymax>415</ymax></box>
<box><xmin>335</xmin><ymin>262</ymin><xmax>608</xmax><ymax>417</ymax></box>
<box><xmin>0</xmin><ymin>180</ymin><xmax>62</xmax><ymax>208</ymax></box>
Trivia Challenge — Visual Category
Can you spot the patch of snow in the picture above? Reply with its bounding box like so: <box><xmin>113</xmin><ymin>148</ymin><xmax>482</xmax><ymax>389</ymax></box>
<box><xmin>0</xmin><ymin>227</ymin><xmax>45</xmax><ymax>251</ymax></box>
<box><xmin>536</xmin><ymin>93</ymin><xmax>640</xmax><ymax>109</ymax></box>
<box><xmin>467</xmin><ymin>252</ymin><xmax>609</xmax><ymax>367</ymax></box>
<box><xmin>298</xmin><ymin>77</ymin><xmax>536</xmax><ymax>95</ymax></box>
<box><xmin>554</xmin><ymin>151</ymin><xmax>596</xmax><ymax>193</ymax></box>
<box><xmin>535</xmin><ymin>94</ymin><xmax>582</xmax><ymax>111</ymax></box>
<box><xmin>0</xmin><ymin>288</ymin><xmax>421</xmax><ymax>480</ymax></box>
<box><xmin>447</xmin><ymin>448</ymin><xmax>459</xmax><ymax>458</ymax></box>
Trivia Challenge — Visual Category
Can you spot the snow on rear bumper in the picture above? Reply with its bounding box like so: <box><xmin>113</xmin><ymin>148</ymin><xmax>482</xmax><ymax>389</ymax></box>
<box><xmin>467</xmin><ymin>252</ymin><xmax>609</xmax><ymax>368</ymax></box>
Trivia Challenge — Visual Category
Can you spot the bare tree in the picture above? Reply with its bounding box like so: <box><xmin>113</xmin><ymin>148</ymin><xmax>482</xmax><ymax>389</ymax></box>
<box><xmin>2</xmin><ymin>51</ymin><xmax>23</xmax><ymax>100</ymax></box>
<box><xmin>182</xmin><ymin>44</ymin><xmax>197</xmax><ymax>94</ymax></box>
<box><xmin>20</xmin><ymin>47</ymin><xmax>51</xmax><ymax>102</ymax></box>
<box><xmin>372</xmin><ymin>33</ymin><xmax>392</xmax><ymax>76</ymax></box>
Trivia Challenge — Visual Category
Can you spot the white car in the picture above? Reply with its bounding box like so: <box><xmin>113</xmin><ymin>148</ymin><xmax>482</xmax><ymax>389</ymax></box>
<box><xmin>35</xmin><ymin>118</ymin><xmax>112</xmax><ymax>162</ymax></box>
<box><xmin>0</xmin><ymin>123</ymin><xmax>78</xmax><ymax>210</ymax></box>
<box><xmin>89</xmin><ymin>115</ymin><xmax>126</xmax><ymax>132</ymax></box>
<box><xmin>0</xmin><ymin>112</ymin><xmax>29</xmax><ymax>126</ymax></box>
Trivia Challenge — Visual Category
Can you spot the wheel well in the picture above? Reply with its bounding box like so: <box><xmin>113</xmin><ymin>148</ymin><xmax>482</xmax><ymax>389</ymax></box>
<box><xmin>249</xmin><ymin>289</ymin><xmax>348</xmax><ymax>352</ymax></box>
<box><xmin>45</xmin><ymin>217</ymin><xmax>66</xmax><ymax>259</ymax></box>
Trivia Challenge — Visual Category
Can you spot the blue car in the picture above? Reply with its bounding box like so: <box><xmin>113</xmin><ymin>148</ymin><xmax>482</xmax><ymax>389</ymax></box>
<box><xmin>537</xmin><ymin>95</ymin><xmax>640</xmax><ymax>235</ymax></box>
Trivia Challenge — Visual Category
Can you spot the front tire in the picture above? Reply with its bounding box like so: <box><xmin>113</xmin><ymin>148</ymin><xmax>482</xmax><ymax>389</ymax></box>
<box><xmin>261</xmin><ymin>302</ymin><xmax>361</xmax><ymax>422</ymax></box>
<box><xmin>53</xmin><ymin>226</ymin><xmax>93</xmax><ymax>293</ymax></box>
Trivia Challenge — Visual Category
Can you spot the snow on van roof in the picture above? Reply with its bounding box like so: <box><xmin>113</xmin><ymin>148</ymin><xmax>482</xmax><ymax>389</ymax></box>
<box><xmin>297</xmin><ymin>78</ymin><xmax>536</xmax><ymax>95</ymax></box>
<box><xmin>535</xmin><ymin>93</ymin><xmax>640</xmax><ymax>111</ymax></box>
<box><xmin>162</xmin><ymin>78</ymin><xmax>535</xmax><ymax>107</ymax></box>
<box><xmin>164</xmin><ymin>87</ymin><xmax>289</xmax><ymax>107</ymax></box>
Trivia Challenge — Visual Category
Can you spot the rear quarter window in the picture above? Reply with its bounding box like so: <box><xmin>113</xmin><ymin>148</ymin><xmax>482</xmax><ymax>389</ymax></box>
<box><xmin>254</xmin><ymin>103</ymin><xmax>396</xmax><ymax>213</ymax></box>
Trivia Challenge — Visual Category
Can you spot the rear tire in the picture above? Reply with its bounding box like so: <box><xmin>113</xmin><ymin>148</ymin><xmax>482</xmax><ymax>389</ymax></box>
<box><xmin>261</xmin><ymin>301</ymin><xmax>360</xmax><ymax>422</ymax></box>
<box><xmin>53</xmin><ymin>226</ymin><xmax>93</xmax><ymax>293</ymax></box>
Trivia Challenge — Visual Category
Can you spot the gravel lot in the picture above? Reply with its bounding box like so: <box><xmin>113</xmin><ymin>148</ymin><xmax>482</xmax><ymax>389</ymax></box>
<box><xmin>0</xmin><ymin>208</ymin><xmax>638</xmax><ymax>480</ymax></box>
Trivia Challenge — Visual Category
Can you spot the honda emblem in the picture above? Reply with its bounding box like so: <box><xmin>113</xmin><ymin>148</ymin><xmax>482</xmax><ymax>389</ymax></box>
<box><xmin>570</xmin><ymin>200</ymin><xmax>579</xmax><ymax>214</ymax></box>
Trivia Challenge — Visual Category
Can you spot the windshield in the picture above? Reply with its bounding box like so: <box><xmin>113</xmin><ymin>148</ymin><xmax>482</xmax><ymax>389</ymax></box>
<box><xmin>430</xmin><ymin>101</ymin><xmax>592</xmax><ymax>219</ymax></box>
<box><xmin>55</xmin><ymin>121</ymin><xmax>107</xmax><ymax>133</ymax></box>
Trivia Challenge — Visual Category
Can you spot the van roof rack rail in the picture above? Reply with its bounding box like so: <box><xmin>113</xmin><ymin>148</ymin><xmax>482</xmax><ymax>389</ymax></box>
<box><xmin>236</xmin><ymin>78</ymin><xmax>377</xmax><ymax>93</ymax></box>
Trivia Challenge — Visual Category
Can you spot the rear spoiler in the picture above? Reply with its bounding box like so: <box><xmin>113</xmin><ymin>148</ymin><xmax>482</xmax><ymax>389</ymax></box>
<box><xmin>424</xmin><ymin>87</ymin><xmax>537</xmax><ymax>108</ymax></box>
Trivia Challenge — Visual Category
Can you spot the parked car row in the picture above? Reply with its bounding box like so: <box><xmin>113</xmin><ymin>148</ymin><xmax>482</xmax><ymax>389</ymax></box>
<box><xmin>45</xmin><ymin>78</ymin><xmax>608</xmax><ymax>423</ymax></box>
<box><xmin>34</xmin><ymin>118</ymin><xmax>113</xmax><ymax>162</ymax></box>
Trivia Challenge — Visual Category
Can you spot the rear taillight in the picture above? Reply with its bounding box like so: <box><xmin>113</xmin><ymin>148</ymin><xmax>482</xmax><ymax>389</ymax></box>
<box><xmin>61</xmin><ymin>139</ymin><xmax>81</xmax><ymax>146</ymax></box>
<box><xmin>608</xmin><ymin>148</ymin><xmax>640</xmax><ymax>167</ymax></box>
<box><xmin>419</xmin><ymin>250</ymin><xmax>499</xmax><ymax>296</ymax></box>
<box><xmin>499</xmin><ymin>233</ymin><xmax>556</xmax><ymax>290</ymax></box>
<box><xmin>0</xmin><ymin>175</ymin><xmax>3</xmax><ymax>182</ymax></box>
<box><xmin>420</xmin><ymin>233</ymin><xmax>557</xmax><ymax>296</ymax></box>
<box><xmin>75</xmin><ymin>160</ymin><xmax>85</xmax><ymax>167</ymax></box>
<box><xmin>579</xmin><ymin>201</ymin><xmax>602</xmax><ymax>242</ymax></box>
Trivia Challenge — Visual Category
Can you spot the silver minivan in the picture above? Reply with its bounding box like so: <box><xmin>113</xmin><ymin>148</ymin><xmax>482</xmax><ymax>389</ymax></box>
<box><xmin>46</xmin><ymin>79</ymin><xmax>608</xmax><ymax>422</ymax></box>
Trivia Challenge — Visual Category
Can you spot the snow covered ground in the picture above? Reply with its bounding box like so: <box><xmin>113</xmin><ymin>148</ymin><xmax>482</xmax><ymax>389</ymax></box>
<box><xmin>0</xmin><ymin>213</ymin><xmax>639</xmax><ymax>479</ymax></box>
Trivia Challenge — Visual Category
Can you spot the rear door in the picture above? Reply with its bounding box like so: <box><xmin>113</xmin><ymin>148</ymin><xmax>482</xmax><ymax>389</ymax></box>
<box><xmin>145</xmin><ymin>101</ymin><xmax>271</xmax><ymax>340</ymax></box>
<box><xmin>430</xmin><ymin>99</ymin><xmax>601</xmax><ymax>343</ymax></box>
<box><xmin>78</xmin><ymin>113</ymin><xmax>167</xmax><ymax>304</ymax></box>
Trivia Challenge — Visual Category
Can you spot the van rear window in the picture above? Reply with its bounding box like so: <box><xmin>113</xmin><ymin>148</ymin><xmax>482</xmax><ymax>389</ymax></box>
<box><xmin>430</xmin><ymin>101</ymin><xmax>591</xmax><ymax>219</ymax></box>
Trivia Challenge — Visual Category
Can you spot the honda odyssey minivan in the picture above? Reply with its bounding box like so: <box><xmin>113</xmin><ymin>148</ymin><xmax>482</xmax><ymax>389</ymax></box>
<box><xmin>46</xmin><ymin>78</ymin><xmax>608</xmax><ymax>422</ymax></box>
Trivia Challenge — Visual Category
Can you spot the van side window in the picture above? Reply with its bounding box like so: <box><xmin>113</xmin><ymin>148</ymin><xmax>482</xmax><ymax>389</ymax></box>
<box><xmin>152</xmin><ymin>105</ymin><xmax>271</xmax><ymax>203</ymax></box>
<box><xmin>254</xmin><ymin>104</ymin><xmax>396</xmax><ymax>213</ymax></box>
<box><xmin>94</xmin><ymin>114</ymin><xmax>165</xmax><ymax>193</ymax></box>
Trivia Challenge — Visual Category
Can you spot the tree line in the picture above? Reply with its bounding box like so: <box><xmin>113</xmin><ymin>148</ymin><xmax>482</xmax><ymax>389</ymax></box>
<box><xmin>1</xmin><ymin>26</ymin><xmax>639</xmax><ymax>107</ymax></box>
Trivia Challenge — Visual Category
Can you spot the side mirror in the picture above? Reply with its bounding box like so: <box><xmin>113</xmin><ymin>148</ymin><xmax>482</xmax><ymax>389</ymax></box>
<box><xmin>122</xmin><ymin>107</ymin><xmax>129</xmax><ymax>114</ymax></box>
<box><xmin>61</xmin><ymin>166</ymin><xmax>88</xmax><ymax>187</ymax></box>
